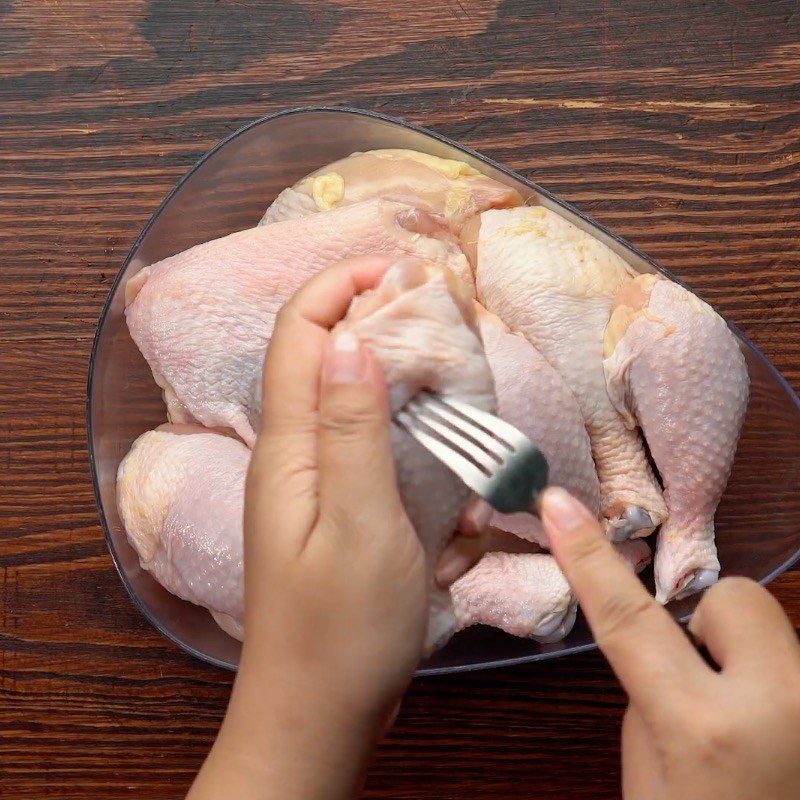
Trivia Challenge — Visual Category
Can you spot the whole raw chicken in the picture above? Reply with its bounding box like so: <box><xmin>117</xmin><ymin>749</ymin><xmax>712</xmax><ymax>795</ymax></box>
<box><xmin>261</xmin><ymin>148</ymin><xmax>523</xmax><ymax>234</ymax></box>
<box><xmin>604</xmin><ymin>274</ymin><xmax>749</xmax><ymax>601</ymax></box>
<box><xmin>125</xmin><ymin>200</ymin><xmax>469</xmax><ymax>446</ymax></box>
<box><xmin>462</xmin><ymin>205</ymin><xmax>667</xmax><ymax>540</ymax></box>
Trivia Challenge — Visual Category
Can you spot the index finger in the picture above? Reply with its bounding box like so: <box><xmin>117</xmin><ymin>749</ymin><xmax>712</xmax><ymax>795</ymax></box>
<box><xmin>540</xmin><ymin>488</ymin><xmax>708</xmax><ymax>708</ymax></box>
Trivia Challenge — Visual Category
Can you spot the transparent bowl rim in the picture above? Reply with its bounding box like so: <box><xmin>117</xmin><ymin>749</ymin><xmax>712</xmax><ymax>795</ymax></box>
<box><xmin>86</xmin><ymin>105</ymin><xmax>800</xmax><ymax>675</ymax></box>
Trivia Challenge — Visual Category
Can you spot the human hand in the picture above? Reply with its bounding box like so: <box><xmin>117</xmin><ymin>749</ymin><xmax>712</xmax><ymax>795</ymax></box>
<box><xmin>540</xmin><ymin>487</ymin><xmax>800</xmax><ymax>800</ymax></box>
<box><xmin>190</xmin><ymin>256</ymin><xmax>427</xmax><ymax>800</ymax></box>
<box><xmin>241</xmin><ymin>254</ymin><xmax>427</xmax><ymax>716</ymax></box>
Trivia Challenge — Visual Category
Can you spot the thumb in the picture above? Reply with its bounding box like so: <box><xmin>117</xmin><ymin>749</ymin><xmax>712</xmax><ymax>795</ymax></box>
<box><xmin>318</xmin><ymin>331</ymin><xmax>405</xmax><ymax>532</ymax></box>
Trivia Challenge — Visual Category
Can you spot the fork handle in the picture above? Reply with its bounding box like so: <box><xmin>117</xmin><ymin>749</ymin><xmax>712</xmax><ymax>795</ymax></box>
<box><xmin>484</xmin><ymin>446</ymin><xmax>549</xmax><ymax>515</ymax></box>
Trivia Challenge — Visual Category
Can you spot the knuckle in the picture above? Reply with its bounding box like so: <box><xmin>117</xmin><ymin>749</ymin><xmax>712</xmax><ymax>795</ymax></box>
<box><xmin>686</xmin><ymin>715</ymin><xmax>739</xmax><ymax>766</ymax></box>
<box><xmin>321</xmin><ymin>386</ymin><xmax>385</xmax><ymax>433</ymax></box>
<box><xmin>273</xmin><ymin>301</ymin><xmax>296</xmax><ymax>331</ymax></box>
<box><xmin>695</xmin><ymin>576</ymin><xmax>768</xmax><ymax>624</ymax></box>
<box><xmin>322</xmin><ymin>497</ymin><xmax>409</xmax><ymax>542</ymax></box>
<box><xmin>705</xmin><ymin>575</ymin><xmax>759</xmax><ymax>603</ymax></box>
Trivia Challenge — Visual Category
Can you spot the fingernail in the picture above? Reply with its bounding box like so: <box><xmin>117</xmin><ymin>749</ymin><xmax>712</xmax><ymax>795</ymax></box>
<box><xmin>435</xmin><ymin>548</ymin><xmax>472</xmax><ymax>588</ymax></box>
<box><xmin>435</xmin><ymin>536</ymin><xmax>485</xmax><ymax>587</ymax></box>
<box><xmin>459</xmin><ymin>498</ymin><xmax>493</xmax><ymax>536</ymax></box>
<box><xmin>325</xmin><ymin>331</ymin><xmax>367</xmax><ymax>383</ymax></box>
<box><xmin>540</xmin><ymin>487</ymin><xmax>593</xmax><ymax>536</ymax></box>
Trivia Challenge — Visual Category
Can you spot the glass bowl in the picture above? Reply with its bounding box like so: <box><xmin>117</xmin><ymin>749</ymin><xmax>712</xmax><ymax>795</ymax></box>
<box><xmin>87</xmin><ymin>106</ymin><xmax>800</xmax><ymax>675</ymax></box>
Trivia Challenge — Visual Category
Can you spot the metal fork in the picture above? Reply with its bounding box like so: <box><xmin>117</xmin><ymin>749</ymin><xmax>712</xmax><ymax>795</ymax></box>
<box><xmin>393</xmin><ymin>392</ymin><xmax>549</xmax><ymax>514</ymax></box>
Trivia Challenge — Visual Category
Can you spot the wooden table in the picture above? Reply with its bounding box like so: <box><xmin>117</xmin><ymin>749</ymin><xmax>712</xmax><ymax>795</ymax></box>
<box><xmin>1</xmin><ymin>1</ymin><xmax>798</xmax><ymax>797</ymax></box>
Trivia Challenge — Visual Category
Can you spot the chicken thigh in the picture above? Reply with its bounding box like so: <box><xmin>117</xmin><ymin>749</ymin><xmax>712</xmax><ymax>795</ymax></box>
<box><xmin>117</xmin><ymin>424</ymin><xmax>248</xmax><ymax>640</ymax></box>
<box><xmin>336</xmin><ymin>258</ymin><xmax>495</xmax><ymax>651</ymax></box>
<box><xmin>261</xmin><ymin>148</ymin><xmax>523</xmax><ymax>234</ymax></box>
<box><xmin>463</xmin><ymin>206</ymin><xmax>667</xmax><ymax>540</ymax></box>
<box><xmin>604</xmin><ymin>274</ymin><xmax>749</xmax><ymax>602</ymax></box>
<box><xmin>126</xmin><ymin>200</ymin><xmax>469</xmax><ymax>446</ymax></box>
<box><xmin>478</xmin><ymin>306</ymin><xmax>600</xmax><ymax>546</ymax></box>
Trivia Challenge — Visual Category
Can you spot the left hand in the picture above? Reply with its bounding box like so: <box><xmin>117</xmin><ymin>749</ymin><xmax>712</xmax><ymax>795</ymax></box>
<box><xmin>189</xmin><ymin>256</ymin><xmax>428</xmax><ymax>800</ymax></box>
<box><xmin>241</xmin><ymin>253</ymin><xmax>428</xmax><ymax>718</ymax></box>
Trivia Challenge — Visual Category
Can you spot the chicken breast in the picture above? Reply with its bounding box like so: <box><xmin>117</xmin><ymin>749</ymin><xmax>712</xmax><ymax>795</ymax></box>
<box><xmin>604</xmin><ymin>274</ymin><xmax>749</xmax><ymax>602</ymax></box>
<box><xmin>116</xmin><ymin>424</ymin><xmax>248</xmax><ymax>640</ymax></box>
<box><xmin>478</xmin><ymin>305</ymin><xmax>600</xmax><ymax>546</ymax></box>
<box><xmin>336</xmin><ymin>259</ymin><xmax>495</xmax><ymax>651</ymax></box>
<box><xmin>463</xmin><ymin>206</ymin><xmax>667</xmax><ymax>540</ymax></box>
<box><xmin>125</xmin><ymin>200</ymin><xmax>470</xmax><ymax>446</ymax></box>
<box><xmin>261</xmin><ymin>148</ymin><xmax>523</xmax><ymax>234</ymax></box>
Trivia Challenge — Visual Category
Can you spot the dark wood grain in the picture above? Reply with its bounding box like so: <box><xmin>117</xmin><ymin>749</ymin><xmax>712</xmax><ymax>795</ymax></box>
<box><xmin>1</xmin><ymin>1</ymin><xmax>799</xmax><ymax>797</ymax></box>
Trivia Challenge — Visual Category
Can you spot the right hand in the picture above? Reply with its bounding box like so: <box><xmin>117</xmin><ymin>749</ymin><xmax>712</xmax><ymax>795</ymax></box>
<box><xmin>540</xmin><ymin>487</ymin><xmax>800</xmax><ymax>800</ymax></box>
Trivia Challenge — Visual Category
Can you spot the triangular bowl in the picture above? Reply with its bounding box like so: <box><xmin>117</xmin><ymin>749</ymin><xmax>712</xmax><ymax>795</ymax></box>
<box><xmin>88</xmin><ymin>107</ymin><xmax>800</xmax><ymax>674</ymax></box>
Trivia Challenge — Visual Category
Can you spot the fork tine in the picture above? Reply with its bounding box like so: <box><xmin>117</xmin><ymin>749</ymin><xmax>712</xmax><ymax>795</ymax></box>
<box><xmin>408</xmin><ymin>395</ymin><xmax>514</xmax><ymax>458</ymax></box>
<box><xmin>432</xmin><ymin>394</ymin><xmax>531</xmax><ymax>449</ymax></box>
<box><xmin>395</xmin><ymin>411</ymin><xmax>489</xmax><ymax>495</ymax></box>
<box><xmin>405</xmin><ymin>404</ymin><xmax>503</xmax><ymax>472</ymax></box>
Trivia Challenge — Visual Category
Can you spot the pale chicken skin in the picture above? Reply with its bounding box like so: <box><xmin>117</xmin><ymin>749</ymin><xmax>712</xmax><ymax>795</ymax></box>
<box><xmin>119</xmin><ymin>258</ymin><xmax>591</xmax><ymax>651</ymax></box>
<box><xmin>604</xmin><ymin>274</ymin><xmax>749</xmax><ymax>602</ymax></box>
<box><xmin>118</xmin><ymin>146</ymin><xmax>751</xmax><ymax>652</ymax></box>
<box><xmin>464</xmin><ymin>205</ymin><xmax>667</xmax><ymax>540</ymax></box>
<box><xmin>448</xmin><ymin>536</ymin><xmax>651</xmax><ymax>640</ymax></box>
<box><xmin>450</xmin><ymin>552</ymin><xmax>578</xmax><ymax>642</ymax></box>
<box><xmin>119</xmin><ymin>259</ymin><xmax>497</xmax><ymax>650</ymax></box>
<box><xmin>125</xmin><ymin>200</ymin><xmax>469</xmax><ymax>447</ymax></box>
<box><xmin>117</xmin><ymin>424</ymin><xmax>248</xmax><ymax>640</ymax></box>
<box><xmin>336</xmin><ymin>259</ymin><xmax>495</xmax><ymax>651</ymax></box>
<box><xmin>478</xmin><ymin>306</ymin><xmax>600</xmax><ymax>546</ymax></box>
<box><xmin>261</xmin><ymin>148</ymin><xmax>523</xmax><ymax>235</ymax></box>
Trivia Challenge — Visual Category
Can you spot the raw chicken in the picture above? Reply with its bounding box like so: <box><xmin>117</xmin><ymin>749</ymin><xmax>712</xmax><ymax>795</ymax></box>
<box><xmin>450</xmin><ymin>552</ymin><xmax>577</xmax><ymax>641</ymax></box>
<box><xmin>463</xmin><ymin>206</ymin><xmax>667</xmax><ymax>540</ymax></box>
<box><xmin>126</xmin><ymin>200</ymin><xmax>470</xmax><ymax>447</ymax></box>
<box><xmin>336</xmin><ymin>258</ymin><xmax>495</xmax><ymax>651</ymax></box>
<box><xmin>117</xmin><ymin>424</ymin><xmax>248</xmax><ymax>640</ymax></box>
<box><xmin>478</xmin><ymin>306</ymin><xmax>600</xmax><ymax>546</ymax></box>
<box><xmin>118</xmin><ymin>143</ymin><xmax>750</xmax><ymax>654</ymax></box>
<box><xmin>447</xmin><ymin>535</ymin><xmax>652</xmax><ymax>641</ymax></box>
<box><xmin>615</xmin><ymin>538</ymin><xmax>654</xmax><ymax>574</ymax></box>
<box><xmin>261</xmin><ymin>149</ymin><xmax>523</xmax><ymax>234</ymax></box>
<box><xmin>119</xmin><ymin>258</ymin><xmax>496</xmax><ymax>651</ymax></box>
<box><xmin>604</xmin><ymin>274</ymin><xmax>749</xmax><ymax>602</ymax></box>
